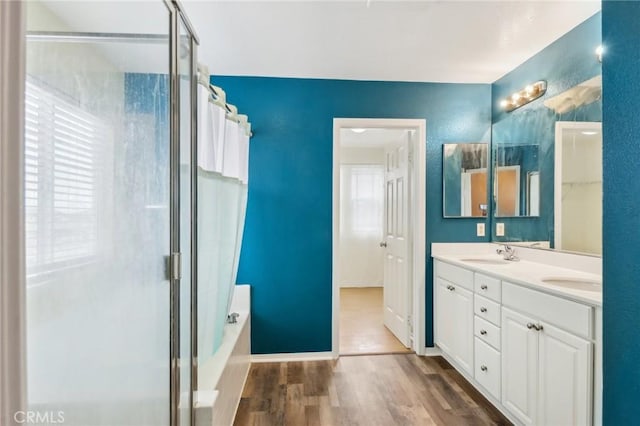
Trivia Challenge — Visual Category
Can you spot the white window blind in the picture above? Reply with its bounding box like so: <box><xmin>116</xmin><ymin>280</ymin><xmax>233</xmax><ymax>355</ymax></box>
<box><xmin>25</xmin><ymin>81</ymin><xmax>107</xmax><ymax>277</ymax></box>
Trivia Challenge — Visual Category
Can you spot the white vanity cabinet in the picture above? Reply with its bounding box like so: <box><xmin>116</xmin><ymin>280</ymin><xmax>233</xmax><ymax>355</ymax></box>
<box><xmin>434</xmin><ymin>261</ymin><xmax>474</xmax><ymax>375</ymax></box>
<box><xmin>502</xmin><ymin>283</ymin><xmax>593</xmax><ymax>426</ymax></box>
<box><xmin>433</xmin><ymin>258</ymin><xmax>597</xmax><ymax>426</ymax></box>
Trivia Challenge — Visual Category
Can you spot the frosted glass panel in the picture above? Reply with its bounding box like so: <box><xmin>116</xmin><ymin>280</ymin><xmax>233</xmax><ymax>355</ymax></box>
<box><xmin>25</xmin><ymin>2</ymin><xmax>171</xmax><ymax>425</ymax></box>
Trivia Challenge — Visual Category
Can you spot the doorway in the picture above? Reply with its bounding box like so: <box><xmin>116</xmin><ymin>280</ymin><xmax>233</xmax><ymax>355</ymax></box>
<box><xmin>332</xmin><ymin>118</ymin><xmax>426</xmax><ymax>357</ymax></box>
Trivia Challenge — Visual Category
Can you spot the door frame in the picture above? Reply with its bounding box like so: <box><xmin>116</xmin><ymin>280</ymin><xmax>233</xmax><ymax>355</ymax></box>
<box><xmin>332</xmin><ymin>118</ymin><xmax>426</xmax><ymax>357</ymax></box>
<box><xmin>554</xmin><ymin>121</ymin><xmax>602</xmax><ymax>251</ymax></box>
<box><xmin>1</xmin><ymin>0</ymin><xmax>27</xmax><ymax>420</ymax></box>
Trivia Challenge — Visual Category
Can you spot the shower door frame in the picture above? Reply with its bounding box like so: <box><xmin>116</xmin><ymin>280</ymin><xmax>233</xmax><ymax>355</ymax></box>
<box><xmin>168</xmin><ymin>1</ymin><xmax>200</xmax><ymax>426</ymax></box>
<box><xmin>7</xmin><ymin>1</ymin><xmax>201</xmax><ymax>425</ymax></box>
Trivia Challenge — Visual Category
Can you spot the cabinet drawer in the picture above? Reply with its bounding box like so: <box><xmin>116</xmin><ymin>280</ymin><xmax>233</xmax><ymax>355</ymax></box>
<box><xmin>474</xmin><ymin>316</ymin><xmax>501</xmax><ymax>351</ymax></box>
<box><xmin>474</xmin><ymin>294</ymin><xmax>501</xmax><ymax>326</ymax></box>
<box><xmin>474</xmin><ymin>338</ymin><xmax>501</xmax><ymax>400</ymax></box>
<box><xmin>474</xmin><ymin>273</ymin><xmax>501</xmax><ymax>303</ymax></box>
<box><xmin>436</xmin><ymin>261</ymin><xmax>473</xmax><ymax>291</ymax></box>
<box><xmin>502</xmin><ymin>281</ymin><xmax>593</xmax><ymax>339</ymax></box>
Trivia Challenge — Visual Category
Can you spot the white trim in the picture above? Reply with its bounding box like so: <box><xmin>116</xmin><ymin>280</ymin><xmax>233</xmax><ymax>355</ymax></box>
<box><xmin>332</xmin><ymin>118</ymin><xmax>427</xmax><ymax>358</ymax></box>
<box><xmin>423</xmin><ymin>347</ymin><xmax>443</xmax><ymax>357</ymax></box>
<box><xmin>0</xmin><ymin>1</ymin><xmax>26</xmax><ymax>423</ymax></box>
<box><xmin>251</xmin><ymin>351</ymin><xmax>335</xmax><ymax>363</ymax></box>
<box><xmin>554</xmin><ymin>121</ymin><xmax>602</xmax><ymax>251</ymax></box>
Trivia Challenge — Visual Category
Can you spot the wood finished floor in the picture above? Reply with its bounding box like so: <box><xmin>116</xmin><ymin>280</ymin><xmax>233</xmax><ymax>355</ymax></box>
<box><xmin>340</xmin><ymin>287</ymin><xmax>412</xmax><ymax>355</ymax></box>
<box><xmin>234</xmin><ymin>354</ymin><xmax>511</xmax><ymax>426</ymax></box>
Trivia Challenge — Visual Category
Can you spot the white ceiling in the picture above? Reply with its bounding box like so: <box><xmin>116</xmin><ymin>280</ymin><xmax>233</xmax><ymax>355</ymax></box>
<box><xmin>182</xmin><ymin>0</ymin><xmax>601</xmax><ymax>83</ymax></box>
<box><xmin>340</xmin><ymin>128</ymin><xmax>408</xmax><ymax>148</ymax></box>
<box><xmin>37</xmin><ymin>0</ymin><xmax>601</xmax><ymax>84</ymax></box>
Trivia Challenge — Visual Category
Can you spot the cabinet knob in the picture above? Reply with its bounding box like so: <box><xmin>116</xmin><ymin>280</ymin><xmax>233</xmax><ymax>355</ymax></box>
<box><xmin>480</xmin><ymin>307</ymin><xmax>487</xmax><ymax>313</ymax></box>
<box><xmin>535</xmin><ymin>324</ymin><xmax>544</xmax><ymax>331</ymax></box>
<box><xmin>480</xmin><ymin>329</ymin><xmax>487</xmax><ymax>335</ymax></box>
<box><xmin>481</xmin><ymin>285</ymin><xmax>488</xmax><ymax>290</ymax></box>
<box><xmin>527</xmin><ymin>323</ymin><xmax>535</xmax><ymax>329</ymax></box>
<box><xmin>447</xmin><ymin>285</ymin><xmax>455</xmax><ymax>291</ymax></box>
<box><xmin>480</xmin><ymin>365</ymin><xmax>488</xmax><ymax>372</ymax></box>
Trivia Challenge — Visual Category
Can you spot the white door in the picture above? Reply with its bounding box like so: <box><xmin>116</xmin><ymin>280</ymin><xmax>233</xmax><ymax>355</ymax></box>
<box><xmin>538</xmin><ymin>322</ymin><xmax>592</xmax><ymax>426</ymax></box>
<box><xmin>382</xmin><ymin>134</ymin><xmax>411</xmax><ymax>347</ymax></box>
<box><xmin>502</xmin><ymin>308</ymin><xmax>539</xmax><ymax>425</ymax></box>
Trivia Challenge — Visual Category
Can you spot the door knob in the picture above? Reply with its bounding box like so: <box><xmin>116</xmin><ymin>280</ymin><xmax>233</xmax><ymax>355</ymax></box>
<box><xmin>379</xmin><ymin>241</ymin><xmax>387</xmax><ymax>248</ymax></box>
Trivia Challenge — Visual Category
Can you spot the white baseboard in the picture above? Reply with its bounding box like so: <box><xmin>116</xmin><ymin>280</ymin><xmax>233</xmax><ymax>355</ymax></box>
<box><xmin>252</xmin><ymin>351</ymin><xmax>335</xmax><ymax>363</ymax></box>
<box><xmin>339</xmin><ymin>283</ymin><xmax>383</xmax><ymax>288</ymax></box>
<box><xmin>422</xmin><ymin>347</ymin><xmax>442</xmax><ymax>356</ymax></box>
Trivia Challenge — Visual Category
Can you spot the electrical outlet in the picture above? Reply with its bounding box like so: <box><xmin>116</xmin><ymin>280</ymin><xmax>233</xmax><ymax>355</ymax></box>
<box><xmin>496</xmin><ymin>222</ymin><xmax>505</xmax><ymax>237</ymax></box>
<box><xmin>476</xmin><ymin>223</ymin><xmax>485</xmax><ymax>237</ymax></box>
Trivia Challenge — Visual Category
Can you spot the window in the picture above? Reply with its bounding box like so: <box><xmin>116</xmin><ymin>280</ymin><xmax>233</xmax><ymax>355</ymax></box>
<box><xmin>340</xmin><ymin>165</ymin><xmax>384</xmax><ymax>237</ymax></box>
<box><xmin>25</xmin><ymin>80</ymin><xmax>108</xmax><ymax>278</ymax></box>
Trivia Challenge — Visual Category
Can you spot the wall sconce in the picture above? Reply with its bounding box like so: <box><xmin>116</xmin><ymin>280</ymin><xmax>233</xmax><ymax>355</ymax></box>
<box><xmin>499</xmin><ymin>80</ymin><xmax>547</xmax><ymax>112</ymax></box>
<box><xmin>596</xmin><ymin>45</ymin><xmax>604</xmax><ymax>63</ymax></box>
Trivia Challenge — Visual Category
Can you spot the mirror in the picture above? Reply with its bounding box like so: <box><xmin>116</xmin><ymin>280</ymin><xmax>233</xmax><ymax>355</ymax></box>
<box><xmin>554</xmin><ymin>122</ymin><xmax>602</xmax><ymax>255</ymax></box>
<box><xmin>490</xmin><ymin>10</ymin><xmax>601</xmax><ymax>255</ymax></box>
<box><xmin>443</xmin><ymin>143</ymin><xmax>488</xmax><ymax>218</ymax></box>
<box><xmin>493</xmin><ymin>143</ymin><xmax>540</xmax><ymax>217</ymax></box>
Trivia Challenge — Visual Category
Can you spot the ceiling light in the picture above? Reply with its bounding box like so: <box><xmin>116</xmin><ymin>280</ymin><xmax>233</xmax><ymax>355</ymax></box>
<box><xmin>581</xmin><ymin>131</ymin><xmax>598</xmax><ymax>136</ymax></box>
<box><xmin>351</xmin><ymin>128</ymin><xmax>367</xmax><ymax>133</ymax></box>
<box><xmin>500</xmin><ymin>81</ymin><xmax>547</xmax><ymax>112</ymax></box>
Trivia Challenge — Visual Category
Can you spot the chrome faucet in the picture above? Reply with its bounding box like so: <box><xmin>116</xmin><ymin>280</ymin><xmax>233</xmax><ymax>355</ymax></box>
<box><xmin>496</xmin><ymin>244</ymin><xmax>518</xmax><ymax>261</ymax></box>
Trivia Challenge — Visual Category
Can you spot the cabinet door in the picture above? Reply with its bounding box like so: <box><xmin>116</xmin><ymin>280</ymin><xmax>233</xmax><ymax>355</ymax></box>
<box><xmin>435</xmin><ymin>278</ymin><xmax>454</xmax><ymax>355</ymax></box>
<box><xmin>538</xmin><ymin>322</ymin><xmax>592</xmax><ymax>426</ymax></box>
<box><xmin>502</xmin><ymin>307</ymin><xmax>539</xmax><ymax>425</ymax></box>
<box><xmin>451</xmin><ymin>285</ymin><xmax>474</xmax><ymax>374</ymax></box>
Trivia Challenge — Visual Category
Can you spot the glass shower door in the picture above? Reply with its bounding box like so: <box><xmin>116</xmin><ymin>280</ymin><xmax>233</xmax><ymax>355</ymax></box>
<box><xmin>24</xmin><ymin>1</ymin><xmax>173</xmax><ymax>424</ymax></box>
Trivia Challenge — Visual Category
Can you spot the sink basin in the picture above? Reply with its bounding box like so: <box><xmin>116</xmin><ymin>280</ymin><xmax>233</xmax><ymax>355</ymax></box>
<box><xmin>459</xmin><ymin>257</ymin><xmax>511</xmax><ymax>265</ymax></box>
<box><xmin>541</xmin><ymin>277</ymin><xmax>602</xmax><ymax>292</ymax></box>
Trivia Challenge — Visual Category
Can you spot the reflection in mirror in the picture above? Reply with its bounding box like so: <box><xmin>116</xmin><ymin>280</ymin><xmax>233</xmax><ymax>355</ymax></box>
<box><xmin>494</xmin><ymin>143</ymin><xmax>540</xmax><ymax>217</ymax></box>
<box><xmin>554</xmin><ymin>122</ymin><xmax>602</xmax><ymax>255</ymax></box>
<box><xmin>443</xmin><ymin>143</ymin><xmax>488</xmax><ymax>218</ymax></box>
<box><xmin>489</xmin><ymin>9</ymin><xmax>601</xmax><ymax>255</ymax></box>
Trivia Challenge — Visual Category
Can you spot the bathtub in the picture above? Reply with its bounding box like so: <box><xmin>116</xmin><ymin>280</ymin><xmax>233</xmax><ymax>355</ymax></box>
<box><xmin>195</xmin><ymin>284</ymin><xmax>251</xmax><ymax>426</ymax></box>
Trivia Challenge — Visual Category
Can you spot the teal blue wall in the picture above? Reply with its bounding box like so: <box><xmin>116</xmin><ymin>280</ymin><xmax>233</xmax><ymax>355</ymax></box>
<box><xmin>214</xmin><ymin>76</ymin><xmax>491</xmax><ymax>353</ymax></box>
<box><xmin>602</xmin><ymin>0</ymin><xmax>640</xmax><ymax>421</ymax></box>
<box><xmin>491</xmin><ymin>13</ymin><xmax>601</xmax><ymax>243</ymax></box>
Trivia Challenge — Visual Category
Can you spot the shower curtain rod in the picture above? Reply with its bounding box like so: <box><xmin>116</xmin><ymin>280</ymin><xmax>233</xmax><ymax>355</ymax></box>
<box><xmin>26</xmin><ymin>31</ymin><xmax>169</xmax><ymax>44</ymax></box>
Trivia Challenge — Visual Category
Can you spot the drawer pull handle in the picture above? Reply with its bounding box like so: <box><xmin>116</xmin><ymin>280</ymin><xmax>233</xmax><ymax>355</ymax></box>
<box><xmin>480</xmin><ymin>365</ymin><xmax>488</xmax><ymax>372</ymax></box>
<box><xmin>480</xmin><ymin>307</ymin><xmax>487</xmax><ymax>313</ymax></box>
<box><xmin>447</xmin><ymin>285</ymin><xmax>455</xmax><ymax>291</ymax></box>
<box><xmin>527</xmin><ymin>323</ymin><xmax>544</xmax><ymax>331</ymax></box>
<box><xmin>481</xmin><ymin>285</ymin><xmax>488</xmax><ymax>290</ymax></box>
<box><xmin>480</xmin><ymin>330</ymin><xmax>487</xmax><ymax>335</ymax></box>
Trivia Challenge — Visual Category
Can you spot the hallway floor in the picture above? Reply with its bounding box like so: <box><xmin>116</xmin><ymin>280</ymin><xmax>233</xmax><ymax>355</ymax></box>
<box><xmin>340</xmin><ymin>287</ymin><xmax>412</xmax><ymax>355</ymax></box>
<box><xmin>233</xmin><ymin>354</ymin><xmax>511</xmax><ymax>425</ymax></box>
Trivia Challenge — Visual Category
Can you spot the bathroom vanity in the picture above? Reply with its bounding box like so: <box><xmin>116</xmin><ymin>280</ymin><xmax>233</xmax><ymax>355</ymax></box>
<box><xmin>432</xmin><ymin>243</ymin><xmax>602</xmax><ymax>426</ymax></box>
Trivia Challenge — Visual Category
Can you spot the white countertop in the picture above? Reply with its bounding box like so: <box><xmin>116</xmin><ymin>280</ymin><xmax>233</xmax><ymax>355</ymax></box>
<box><xmin>432</xmin><ymin>253</ymin><xmax>602</xmax><ymax>306</ymax></box>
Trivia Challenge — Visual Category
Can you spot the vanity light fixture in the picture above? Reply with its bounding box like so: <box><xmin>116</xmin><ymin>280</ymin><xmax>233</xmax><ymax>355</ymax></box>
<box><xmin>500</xmin><ymin>80</ymin><xmax>547</xmax><ymax>112</ymax></box>
<box><xmin>581</xmin><ymin>131</ymin><xmax>598</xmax><ymax>136</ymax></box>
<box><xmin>351</xmin><ymin>128</ymin><xmax>367</xmax><ymax>133</ymax></box>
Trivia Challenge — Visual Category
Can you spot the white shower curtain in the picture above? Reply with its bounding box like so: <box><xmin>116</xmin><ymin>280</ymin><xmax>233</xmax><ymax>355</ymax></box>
<box><xmin>196</xmin><ymin>79</ymin><xmax>250</xmax><ymax>360</ymax></box>
<box><xmin>339</xmin><ymin>164</ymin><xmax>385</xmax><ymax>287</ymax></box>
